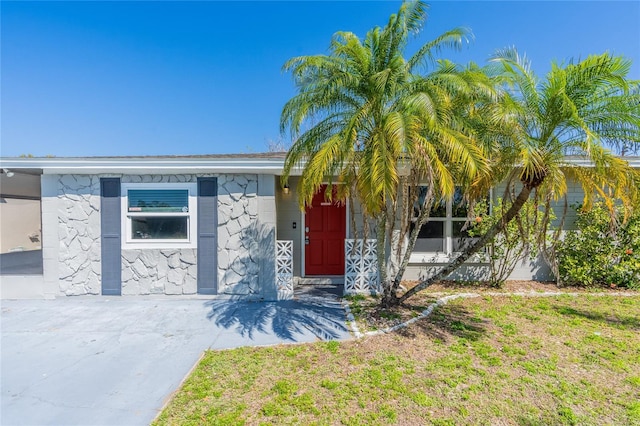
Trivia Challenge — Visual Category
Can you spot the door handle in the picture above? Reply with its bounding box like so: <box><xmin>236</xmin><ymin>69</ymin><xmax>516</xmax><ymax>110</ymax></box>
<box><xmin>305</xmin><ymin>236</ymin><xmax>310</xmax><ymax>245</ymax></box>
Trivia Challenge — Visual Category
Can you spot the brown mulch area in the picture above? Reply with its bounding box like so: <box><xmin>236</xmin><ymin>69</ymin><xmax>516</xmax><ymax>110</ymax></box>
<box><xmin>354</xmin><ymin>280</ymin><xmax>637</xmax><ymax>333</ymax></box>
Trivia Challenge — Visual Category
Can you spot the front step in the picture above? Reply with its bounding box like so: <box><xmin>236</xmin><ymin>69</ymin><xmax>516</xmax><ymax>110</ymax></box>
<box><xmin>296</xmin><ymin>276</ymin><xmax>344</xmax><ymax>285</ymax></box>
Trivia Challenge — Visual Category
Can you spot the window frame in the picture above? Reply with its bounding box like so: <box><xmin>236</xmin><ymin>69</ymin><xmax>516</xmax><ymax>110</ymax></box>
<box><xmin>409</xmin><ymin>186</ymin><xmax>485</xmax><ymax>263</ymax></box>
<box><xmin>121</xmin><ymin>182</ymin><xmax>198</xmax><ymax>249</ymax></box>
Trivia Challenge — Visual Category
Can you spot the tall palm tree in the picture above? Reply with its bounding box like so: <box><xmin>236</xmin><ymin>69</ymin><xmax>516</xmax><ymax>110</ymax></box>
<box><xmin>398</xmin><ymin>49</ymin><xmax>640</xmax><ymax>304</ymax></box>
<box><xmin>280</xmin><ymin>1</ymin><xmax>494</xmax><ymax>300</ymax></box>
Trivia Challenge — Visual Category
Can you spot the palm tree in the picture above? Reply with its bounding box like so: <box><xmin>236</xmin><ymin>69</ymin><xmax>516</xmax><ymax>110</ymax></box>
<box><xmin>398</xmin><ymin>49</ymin><xmax>640</xmax><ymax>304</ymax></box>
<box><xmin>280</xmin><ymin>1</ymin><xmax>497</xmax><ymax>303</ymax></box>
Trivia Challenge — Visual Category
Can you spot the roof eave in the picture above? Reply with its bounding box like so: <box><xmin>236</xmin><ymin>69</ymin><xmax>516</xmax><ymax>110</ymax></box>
<box><xmin>0</xmin><ymin>157</ymin><xmax>296</xmax><ymax>175</ymax></box>
<box><xmin>1</xmin><ymin>155</ymin><xmax>637</xmax><ymax>175</ymax></box>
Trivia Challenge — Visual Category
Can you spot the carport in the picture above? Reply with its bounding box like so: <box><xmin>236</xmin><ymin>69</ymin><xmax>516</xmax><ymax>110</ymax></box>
<box><xmin>1</xmin><ymin>169</ymin><xmax>45</xmax><ymax>297</ymax></box>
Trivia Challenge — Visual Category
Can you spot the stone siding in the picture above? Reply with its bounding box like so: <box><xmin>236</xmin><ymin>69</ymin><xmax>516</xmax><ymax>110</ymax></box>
<box><xmin>56</xmin><ymin>173</ymin><xmax>262</xmax><ymax>296</ymax></box>
<box><xmin>57</xmin><ymin>175</ymin><xmax>102</xmax><ymax>295</ymax></box>
<box><xmin>217</xmin><ymin>174</ymin><xmax>260</xmax><ymax>295</ymax></box>
<box><xmin>121</xmin><ymin>249</ymin><xmax>197</xmax><ymax>295</ymax></box>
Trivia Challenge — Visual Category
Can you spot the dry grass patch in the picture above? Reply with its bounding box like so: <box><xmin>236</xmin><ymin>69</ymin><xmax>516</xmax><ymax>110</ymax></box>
<box><xmin>155</xmin><ymin>294</ymin><xmax>639</xmax><ymax>426</ymax></box>
<box><xmin>347</xmin><ymin>280</ymin><xmax>637</xmax><ymax>333</ymax></box>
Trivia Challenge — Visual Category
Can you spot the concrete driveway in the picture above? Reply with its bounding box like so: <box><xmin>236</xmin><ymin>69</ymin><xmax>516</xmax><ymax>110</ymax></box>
<box><xmin>1</xmin><ymin>290</ymin><xmax>350</xmax><ymax>425</ymax></box>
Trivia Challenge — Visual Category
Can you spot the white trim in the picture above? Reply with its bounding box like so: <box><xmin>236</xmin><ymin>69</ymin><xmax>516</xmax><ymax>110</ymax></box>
<box><xmin>409</xmin><ymin>252</ymin><xmax>452</xmax><ymax>263</ymax></box>
<box><xmin>409</xmin><ymin>251</ymin><xmax>488</xmax><ymax>264</ymax></box>
<box><xmin>410</xmin><ymin>187</ymin><xmax>477</xmax><ymax>259</ymax></box>
<box><xmin>121</xmin><ymin>182</ymin><xmax>198</xmax><ymax>250</ymax></box>
<box><xmin>2</xmin><ymin>155</ymin><xmax>638</xmax><ymax>175</ymax></box>
<box><xmin>0</xmin><ymin>158</ymin><xmax>288</xmax><ymax>175</ymax></box>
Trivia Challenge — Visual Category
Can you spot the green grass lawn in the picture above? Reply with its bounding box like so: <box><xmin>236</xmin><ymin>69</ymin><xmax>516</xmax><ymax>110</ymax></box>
<box><xmin>154</xmin><ymin>295</ymin><xmax>639</xmax><ymax>425</ymax></box>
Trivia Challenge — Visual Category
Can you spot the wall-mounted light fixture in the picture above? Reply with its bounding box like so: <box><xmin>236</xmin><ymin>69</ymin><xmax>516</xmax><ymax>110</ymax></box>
<box><xmin>283</xmin><ymin>183</ymin><xmax>290</xmax><ymax>194</ymax></box>
<box><xmin>2</xmin><ymin>169</ymin><xmax>14</xmax><ymax>177</ymax></box>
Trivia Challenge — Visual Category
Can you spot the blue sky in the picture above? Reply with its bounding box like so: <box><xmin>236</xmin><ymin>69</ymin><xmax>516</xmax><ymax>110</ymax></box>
<box><xmin>2</xmin><ymin>1</ymin><xmax>639</xmax><ymax>157</ymax></box>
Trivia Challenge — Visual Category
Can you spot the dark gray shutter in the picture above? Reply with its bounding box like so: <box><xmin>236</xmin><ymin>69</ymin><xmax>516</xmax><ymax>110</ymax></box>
<box><xmin>100</xmin><ymin>178</ymin><xmax>122</xmax><ymax>295</ymax></box>
<box><xmin>197</xmin><ymin>177</ymin><xmax>218</xmax><ymax>294</ymax></box>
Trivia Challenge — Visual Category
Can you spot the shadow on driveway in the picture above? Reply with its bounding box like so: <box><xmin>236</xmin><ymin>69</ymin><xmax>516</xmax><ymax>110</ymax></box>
<box><xmin>204</xmin><ymin>284</ymin><xmax>351</xmax><ymax>348</ymax></box>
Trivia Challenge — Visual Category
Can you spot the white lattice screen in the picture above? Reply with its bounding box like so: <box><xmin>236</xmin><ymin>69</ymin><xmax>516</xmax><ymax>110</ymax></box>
<box><xmin>344</xmin><ymin>239</ymin><xmax>380</xmax><ymax>295</ymax></box>
<box><xmin>276</xmin><ymin>240</ymin><xmax>294</xmax><ymax>300</ymax></box>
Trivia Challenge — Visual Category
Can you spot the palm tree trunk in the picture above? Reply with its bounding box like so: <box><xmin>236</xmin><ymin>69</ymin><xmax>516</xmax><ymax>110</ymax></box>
<box><xmin>383</xmin><ymin>195</ymin><xmax>434</xmax><ymax>307</ymax></box>
<box><xmin>394</xmin><ymin>183</ymin><xmax>534</xmax><ymax>305</ymax></box>
<box><xmin>376</xmin><ymin>215</ymin><xmax>388</xmax><ymax>298</ymax></box>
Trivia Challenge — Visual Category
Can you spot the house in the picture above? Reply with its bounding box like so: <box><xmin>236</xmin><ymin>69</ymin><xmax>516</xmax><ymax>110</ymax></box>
<box><xmin>1</xmin><ymin>154</ymin><xmax>639</xmax><ymax>299</ymax></box>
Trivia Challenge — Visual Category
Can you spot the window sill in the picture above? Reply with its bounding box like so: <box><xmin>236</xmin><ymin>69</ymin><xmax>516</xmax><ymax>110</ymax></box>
<box><xmin>409</xmin><ymin>252</ymin><xmax>488</xmax><ymax>264</ymax></box>
<box><xmin>122</xmin><ymin>240</ymin><xmax>197</xmax><ymax>250</ymax></box>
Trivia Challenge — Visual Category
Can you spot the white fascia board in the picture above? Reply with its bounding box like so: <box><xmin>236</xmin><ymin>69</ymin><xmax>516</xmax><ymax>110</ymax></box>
<box><xmin>562</xmin><ymin>156</ymin><xmax>640</xmax><ymax>168</ymax></box>
<box><xmin>0</xmin><ymin>158</ymin><xmax>290</xmax><ymax>175</ymax></box>
<box><xmin>2</xmin><ymin>156</ymin><xmax>637</xmax><ymax>175</ymax></box>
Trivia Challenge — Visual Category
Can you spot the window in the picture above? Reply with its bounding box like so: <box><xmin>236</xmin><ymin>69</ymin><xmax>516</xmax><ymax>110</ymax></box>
<box><xmin>411</xmin><ymin>187</ymin><xmax>479</xmax><ymax>260</ymax></box>
<box><xmin>121</xmin><ymin>183</ymin><xmax>197</xmax><ymax>249</ymax></box>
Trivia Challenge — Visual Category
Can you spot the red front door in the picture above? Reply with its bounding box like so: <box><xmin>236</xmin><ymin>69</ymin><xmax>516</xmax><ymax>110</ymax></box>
<box><xmin>305</xmin><ymin>185</ymin><xmax>346</xmax><ymax>275</ymax></box>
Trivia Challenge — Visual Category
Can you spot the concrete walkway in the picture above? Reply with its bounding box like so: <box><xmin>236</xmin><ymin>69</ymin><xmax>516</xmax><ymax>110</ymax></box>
<box><xmin>1</xmin><ymin>288</ymin><xmax>350</xmax><ymax>426</ymax></box>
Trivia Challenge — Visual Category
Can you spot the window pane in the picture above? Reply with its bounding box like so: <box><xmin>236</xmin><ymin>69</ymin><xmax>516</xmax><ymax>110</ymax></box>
<box><xmin>413</xmin><ymin>221</ymin><xmax>444</xmax><ymax>252</ymax></box>
<box><xmin>131</xmin><ymin>216</ymin><xmax>188</xmax><ymax>240</ymax></box>
<box><xmin>452</xmin><ymin>220</ymin><xmax>470</xmax><ymax>238</ymax></box>
<box><xmin>452</xmin><ymin>188</ymin><xmax>468</xmax><ymax>217</ymax></box>
<box><xmin>415</xmin><ymin>186</ymin><xmax>446</xmax><ymax>217</ymax></box>
<box><xmin>128</xmin><ymin>189</ymin><xmax>189</xmax><ymax>213</ymax></box>
<box><xmin>452</xmin><ymin>220</ymin><xmax>478</xmax><ymax>251</ymax></box>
